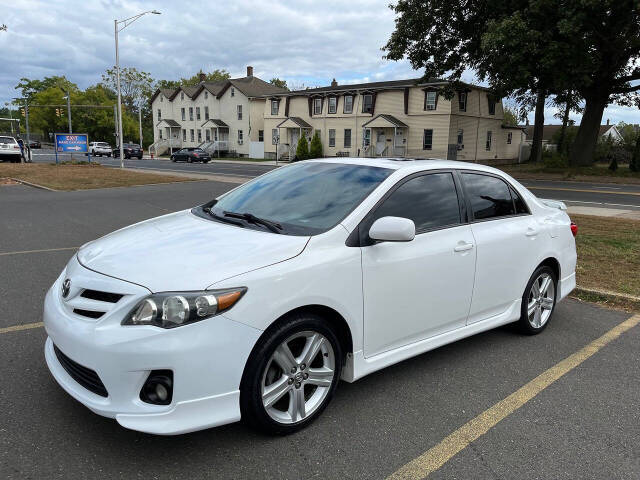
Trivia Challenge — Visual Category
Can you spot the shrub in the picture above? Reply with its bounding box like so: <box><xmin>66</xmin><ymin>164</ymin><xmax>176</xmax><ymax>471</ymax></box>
<box><xmin>542</xmin><ymin>151</ymin><xmax>568</xmax><ymax>169</ymax></box>
<box><xmin>631</xmin><ymin>136</ymin><xmax>640</xmax><ymax>172</ymax></box>
<box><xmin>295</xmin><ymin>135</ymin><xmax>309</xmax><ymax>161</ymax></box>
<box><xmin>309</xmin><ymin>131</ymin><xmax>323</xmax><ymax>159</ymax></box>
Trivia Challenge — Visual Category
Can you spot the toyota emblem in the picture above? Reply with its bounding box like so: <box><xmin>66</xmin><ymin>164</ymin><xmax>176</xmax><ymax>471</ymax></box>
<box><xmin>62</xmin><ymin>279</ymin><xmax>71</xmax><ymax>298</ymax></box>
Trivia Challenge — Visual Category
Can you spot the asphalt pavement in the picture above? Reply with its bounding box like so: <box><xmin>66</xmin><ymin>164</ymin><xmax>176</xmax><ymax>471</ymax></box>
<box><xmin>1</xmin><ymin>180</ymin><xmax>639</xmax><ymax>479</ymax></box>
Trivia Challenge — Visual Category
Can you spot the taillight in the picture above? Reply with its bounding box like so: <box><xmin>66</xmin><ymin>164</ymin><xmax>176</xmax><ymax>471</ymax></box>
<box><xmin>193</xmin><ymin>153</ymin><xmax>199</xmax><ymax>157</ymax></box>
<box><xmin>570</xmin><ymin>222</ymin><xmax>578</xmax><ymax>237</ymax></box>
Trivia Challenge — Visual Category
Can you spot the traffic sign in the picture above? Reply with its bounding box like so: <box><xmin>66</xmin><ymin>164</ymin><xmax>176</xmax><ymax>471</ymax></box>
<box><xmin>55</xmin><ymin>133</ymin><xmax>88</xmax><ymax>153</ymax></box>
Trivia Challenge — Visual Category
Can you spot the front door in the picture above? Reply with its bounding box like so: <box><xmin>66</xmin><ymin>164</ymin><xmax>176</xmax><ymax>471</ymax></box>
<box><xmin>361</xmin><ymin>172</ymin><xmax>476</xmax><ymax>357</ymax></box>
<box><xmin>376</xmin><ymin>130</ymin><xmax>386</xmax><ymax>155</ymax></box>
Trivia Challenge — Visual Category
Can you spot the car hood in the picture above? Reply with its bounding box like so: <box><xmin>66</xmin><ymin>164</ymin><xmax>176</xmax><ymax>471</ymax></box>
<box><xmin>77</xmin><ymin>210</ymin><xmax>310</xmax><ymax>292</ymax></box>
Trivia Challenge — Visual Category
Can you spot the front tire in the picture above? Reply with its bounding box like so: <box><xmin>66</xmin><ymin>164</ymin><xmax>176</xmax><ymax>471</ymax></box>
<box><xmin>240</xmin><ymin>313</ymin><xmax>342</xmax><ymax>435</ymax></box>
<box><xmin>518</xmin><ymin>266</ymin><xmax>557</xmax><ymax>335</ymax></box>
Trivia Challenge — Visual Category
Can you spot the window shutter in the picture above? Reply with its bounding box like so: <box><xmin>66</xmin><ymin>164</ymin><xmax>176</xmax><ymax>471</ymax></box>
<box><xmin>371</xmin><ymin>92</ymin><xmax>377</xmax><ymax>115</ymax></box>
<box><xmin>308</xmin><ymin>97</ymin><xmax>313</xmax><ymax>117</ymax></box>
<box><xmin>404</xmin><ymin>88</ymin><xmax>409</xmax><ymax>115</ymax></box>
<box><xmin>284</xmin><ymin>97</ymin><xmax>290</xmax><ymax>117</ymax></box>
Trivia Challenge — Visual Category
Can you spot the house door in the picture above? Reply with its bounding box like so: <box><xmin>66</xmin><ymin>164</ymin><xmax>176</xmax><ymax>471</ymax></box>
<box><xmin>290</xmin><ymin>129</ymin><xmax>300</xmax><ymax>157</ymax></box>
<box><xmin>376</xmin><ymin>130</ymin><xmax>386</xmax><ymax>155</ymax></box>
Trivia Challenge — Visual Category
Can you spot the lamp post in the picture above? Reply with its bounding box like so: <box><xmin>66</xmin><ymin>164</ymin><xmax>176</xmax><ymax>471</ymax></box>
<box><xmin>114</xmin><ymin>10</ymin><xmax>160</xmax><ymax>167</ymax></box>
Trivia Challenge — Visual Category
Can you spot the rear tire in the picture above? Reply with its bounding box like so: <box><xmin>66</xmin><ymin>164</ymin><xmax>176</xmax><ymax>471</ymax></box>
<box><xmin>518</xmin><ymin>266</ymin><xmax>557</xmax><ymax>335</ymax></box>
<box><xmin>240</xmin><ymin>313</ymin><xmax>342</xmax><ymax>435</ymax></box>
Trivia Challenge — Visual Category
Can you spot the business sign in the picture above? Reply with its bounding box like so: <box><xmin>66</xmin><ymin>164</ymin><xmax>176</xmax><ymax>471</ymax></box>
<box><xmin>55</xmin><ymin>133</ymin><xmax>89</xmax><ymax>153</ymax></box>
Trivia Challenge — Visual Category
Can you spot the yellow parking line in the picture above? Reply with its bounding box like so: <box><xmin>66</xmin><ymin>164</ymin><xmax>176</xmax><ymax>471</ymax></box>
<box><xmin>0</xmin><ymin>246</ymin><xmax>78</xmax><ymax>257</ymax></box>
<box><xmin>0</xmin><ymin>321</ymin><xmax>44</xmax><ymax>335</ymax></box>
<box><xmin>387</xmin><ymin>314</ymin><xmax>640</xmax><ymax>480</ymax></box>
<box><xmin>527</xmin><ymin>186</ymin><xmax>640</xmax><ymax>196</ymax></box>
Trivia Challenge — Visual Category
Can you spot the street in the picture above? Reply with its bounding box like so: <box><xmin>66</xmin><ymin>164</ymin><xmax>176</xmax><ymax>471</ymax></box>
<box><xmin>1</xmin><ymin>180</ymin><xmax>639</xmax><ymax>479</ymax></box>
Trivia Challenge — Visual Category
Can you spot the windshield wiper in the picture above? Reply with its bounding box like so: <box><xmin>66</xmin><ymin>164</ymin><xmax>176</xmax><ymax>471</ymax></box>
<box><xmin>202</xmin><ymin>206</ymin><xmax>244</xmax><ymax>227</ymax></box>
<box><xmin>223</xmin><ymin>211</ymin><xmax>283</xmax><ymax>233</ymax></box>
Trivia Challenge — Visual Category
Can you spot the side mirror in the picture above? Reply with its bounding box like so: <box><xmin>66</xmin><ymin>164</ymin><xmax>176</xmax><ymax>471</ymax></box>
<box><xmin>369</xmin><ymin>216</ymin><xmax>415</xmax><ymax>243</ymax></box>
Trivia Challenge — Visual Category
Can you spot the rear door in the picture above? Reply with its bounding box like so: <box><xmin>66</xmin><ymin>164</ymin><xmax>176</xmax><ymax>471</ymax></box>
<box><xmin>460</xmin><ymin>172</ymin><xmax>539</xmax><ymax>323</ymax></box>
<box><xmin>361</xmin><ymin>171</ymin><xmax>476</xmax><ymax>357</ymax></box>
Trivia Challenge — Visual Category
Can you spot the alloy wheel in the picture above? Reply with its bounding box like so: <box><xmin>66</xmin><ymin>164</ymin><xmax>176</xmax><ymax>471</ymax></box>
<box><xmin>527</xmin><ymin>272</ymin><xmax>555</xmax><ymax>328</ymax></box>
<box><xmin>261</xmin><ymin>331</ymin><xmax>335</xmax><ymax>424</ymax></box>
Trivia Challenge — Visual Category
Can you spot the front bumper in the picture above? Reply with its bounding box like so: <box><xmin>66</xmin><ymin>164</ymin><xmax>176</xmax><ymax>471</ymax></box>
<box><xmin>43</xmin><ymin>257</ymin><xmax>262</xmax><ymax>435</ymax></box>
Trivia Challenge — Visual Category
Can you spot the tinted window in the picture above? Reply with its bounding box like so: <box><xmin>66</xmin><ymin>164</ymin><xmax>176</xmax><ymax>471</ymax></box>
<box><xmin>368</xmin><ymin>173</ymin><xmax>461</xmax><ymax>234</ymax></box>
<box><xmin>463</xmin><ymin>173</ymin><xmax>515</xmax><ymax>220</ymax></box>
<box><xmin>510</xmin><ymin>187</ymin><xmax>529</xmax><ymax>214</ymax></box>
<box><xmin>209</xmin><ymin>163</ymin><xmax>392</xmax><ymax>235</ymax></box>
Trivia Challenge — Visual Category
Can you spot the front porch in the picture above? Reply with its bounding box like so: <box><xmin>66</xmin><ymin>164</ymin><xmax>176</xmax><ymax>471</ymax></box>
<box><xmin>275</xmin><ymin>117</ymin><xmax>313</xmax><ymax>161</ymax></box>
<box><xmin>362</xmin><ymin>114</ymin><xmax>408</xmax><ymax>157</ymax></box>
<box><xmin>200</xmin><ymin>119</ymin><xmax>230</xmax><ymax>156</ymax></box>
<box><xmin>151</xmin><ymin>119</ymin><xmax>182</xmax><ymax>156</ymax></box>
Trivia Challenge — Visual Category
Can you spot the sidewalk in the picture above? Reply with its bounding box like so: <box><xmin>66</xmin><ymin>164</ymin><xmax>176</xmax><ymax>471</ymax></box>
<box><xmin>567</xmin><ymin>205</ymin><xmax>640</xmax><ymax>221</ymax></box>
<box><xmin>144</xmin><ymin>156</ymin><xmax>279</xmax><ymax>166</ymax></box>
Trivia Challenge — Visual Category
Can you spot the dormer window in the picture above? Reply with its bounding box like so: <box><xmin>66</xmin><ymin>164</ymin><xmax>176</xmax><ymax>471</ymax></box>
<box><xmin>362</xmin><ymin>94</ymin><xmax>373</xmax><ymax>114</ymax></box>
<box><xmin>314</xmin><ymin>97</ymin><xmax>322</xmax><ymax>115</ymax></box>
<box><xmin>424</xmin><ymin>91</ymin><xmax>437</xmax><ymax>111</ymax></box>
<box><xmin>271</xmin><ymin>99</ymin><xmax>279</xmax><ymax>115</ymax></box>
<box><xmin>328</xmin><ymin>97</ymin><xmax>337</xmax><ymax>114</ymax></box>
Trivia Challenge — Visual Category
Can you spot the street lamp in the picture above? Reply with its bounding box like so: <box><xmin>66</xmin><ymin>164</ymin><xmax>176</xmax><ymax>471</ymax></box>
<box><xmin>114</xmin><ymin>10</ymin><xmax>160</xmax><ymax>167</ymax></box>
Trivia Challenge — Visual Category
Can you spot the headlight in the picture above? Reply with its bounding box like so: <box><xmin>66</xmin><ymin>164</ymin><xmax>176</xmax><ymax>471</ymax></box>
<box><xmin>122</xmin><ymin>288</ymin><xmax>247</xmax><ymax>329</ymax></box>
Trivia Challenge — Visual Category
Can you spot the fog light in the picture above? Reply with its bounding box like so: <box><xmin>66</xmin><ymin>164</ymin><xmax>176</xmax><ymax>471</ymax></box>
<box><xmin>140</xmin><ymin>370</ymin><xmax>173</xmax><ymax>405</ymax></box>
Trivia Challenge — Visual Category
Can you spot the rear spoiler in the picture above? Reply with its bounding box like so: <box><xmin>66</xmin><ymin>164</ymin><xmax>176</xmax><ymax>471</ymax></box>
<box><xmin>540</xmin><ymin>198</ymin><xmax>567</xmax><ymax>211</ymax></box>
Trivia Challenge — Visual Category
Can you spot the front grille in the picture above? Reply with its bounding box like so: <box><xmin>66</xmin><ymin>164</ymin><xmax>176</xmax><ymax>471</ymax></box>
<box><xmin>80</xmin><ymin>289</ymin><xmax>123</xmax><ymax>303</ymax></box>
<box><xmin>73</xmin><ymin>309</ymin><xmax>104</xmax><ymax>319</ymax></box>
<box><xmin>53</xmin><ymin>345</ymin><xmax>108</xmax><ymax>397</ymax></box>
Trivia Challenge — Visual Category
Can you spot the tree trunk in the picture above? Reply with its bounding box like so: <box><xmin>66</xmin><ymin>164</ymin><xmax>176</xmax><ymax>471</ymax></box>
<box><xmin>529</xmin><ymin>90</ymin><xmax>546</xmax><ymax>163</ymax></box>
<box><xmin>568</xmin><ymin>95</ymin><xmax>607</xmax><ymax>166</ymax></box>
<box><xmin>557</xmin><ymin>101</ymin><xmax>570</xmax><ymax>152</ymax></box>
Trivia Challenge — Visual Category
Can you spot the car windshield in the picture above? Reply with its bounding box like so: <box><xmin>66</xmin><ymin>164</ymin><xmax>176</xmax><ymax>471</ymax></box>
<box><xmin>204</xmin><ymin>162</ymin><xmax>392</xmax><ymax>235</ymax></box>
<box><xmin>0</xmin><ymin>137</ymin><xmax>15</xmax><ymax>144</ymax></box>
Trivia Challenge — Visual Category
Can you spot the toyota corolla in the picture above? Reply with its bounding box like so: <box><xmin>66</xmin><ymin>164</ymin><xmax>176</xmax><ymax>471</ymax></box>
<box><xmin>43</xmin><ymin>158</ymin><xmax>577</xmax><ymax>435</ymax></box>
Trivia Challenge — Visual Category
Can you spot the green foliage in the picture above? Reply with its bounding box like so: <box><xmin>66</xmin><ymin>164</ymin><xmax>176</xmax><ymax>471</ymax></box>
<box><xmin>551</xmin><ymin>126</ymin><xmax>579</xmax><ymax>156</ymax></box>
<box><xmin>617</xmin><ymin>122</ymin><xmax>640</xmax><ymax>152</ymax></box>
<box><xmin>180</xmin><ymin>69</ymin><xmax>230</xmax><ymax>85</ymax></box>
<box><xmin>309</xmin><ymin>131</ymin><xmax>323</xmax><ymax>158</ymax></box>
<box><xmin>101</xmin><ymin>67</ymin><xmax>153</xmax><ymax>109</ymax></box>
<box><xmin>15</xmin><ymin>76</ymin><xmax>77</xmax><ymax>103</ymax></box>
<box><xmin>542</xmin><ymin>151</ymin><xmax>568</xmax><ymax>169</ymax></box>
<box><xmin>155</xmin><ymin>79</ymin><xmax>181</xmax><ymax>90</ymax></box>
<box><xmin>295</xmin><ymin>135</ymin><xmax>309</xmax><ymax>161</ymax></box>
<box><xmin>502</xmin><ymin>107</ymin><xmax>518</xmax><ymax>126</ymax></box>
<box><xmin>269</xmin><ymin>78</ymin><xmax>288</xmax><ymax>90</ymax></box>
<box><xmin>630</xmin><ymin>136</ymin><xmax>640</xmax><ymax>172</ymax></box>
<box><xmin>594</xmin><ymin>136</ymin><xmax>630</xmax><ymax>165</ymax></box>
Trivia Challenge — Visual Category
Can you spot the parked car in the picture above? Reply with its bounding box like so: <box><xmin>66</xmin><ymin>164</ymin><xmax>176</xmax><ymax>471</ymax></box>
<box><xmin>28</xmin><ymin>139</ymin><xmax>41</xmax><ymax>149</ymax></box>
<box><xmin>43</xmin><ymin>158</ymin><xmax>577</xmax><ymax>435</ymax></box>
<box><xmin>0</xmin><ymin>136</ymin><xmax>23</xmax><ymax>162</ymax></box>
<box><xmin>89</xmin><ymin>142</ymin><xmax>112</xmax><ymax>157</ymax></box>
<box><xmin>171</xmin><ymin>147</ymin><xmax>211</xmax><ymax>163</ymax></box>
<box><xmin>113</xmin><ymin>143</ymin><xmax>143</xmax><ymax>159</ymax></box>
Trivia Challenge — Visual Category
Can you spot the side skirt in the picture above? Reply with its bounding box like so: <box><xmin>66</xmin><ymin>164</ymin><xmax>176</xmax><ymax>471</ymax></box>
<box><xmin>341</xmin><ymin>300</ymin><xmax>521</xmax><ymax>383</ymax></box>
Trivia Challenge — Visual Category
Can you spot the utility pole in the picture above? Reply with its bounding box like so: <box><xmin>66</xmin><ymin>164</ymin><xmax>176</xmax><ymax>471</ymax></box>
<box><xmin>114</xmin><ymin>19</ymin><xmax>125</xmax><ymax>167</ymax></box>
<box><xmin>113</xmin><ymin>104</ymin><xmax>118</xmax><ymax>147</ymax></box>
<box><xmin>138</xmin><ymin>106</ymin><xmax>143</xmax><ymax>148</ymax></box>
<box><xmin>24</xmin><ymin>103</ymin><xmax>30</xmax><ymax>163</ymax></box>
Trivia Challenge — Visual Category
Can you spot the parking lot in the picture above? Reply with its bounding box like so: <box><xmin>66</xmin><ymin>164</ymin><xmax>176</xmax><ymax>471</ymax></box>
<box><xmin>1</xmin><ymin>179</ymin><xmax>639</xmax><ymax>479</ymax></box>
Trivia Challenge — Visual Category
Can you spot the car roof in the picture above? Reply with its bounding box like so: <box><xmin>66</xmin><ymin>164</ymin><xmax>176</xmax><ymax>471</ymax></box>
<box><xmin>306</xmin><ymin>157</ymin><xmax>509</xmax><ymax>176</ymax></box>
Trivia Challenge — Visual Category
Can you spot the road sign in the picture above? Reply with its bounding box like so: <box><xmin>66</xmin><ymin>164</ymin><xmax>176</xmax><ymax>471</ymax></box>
<box><xmin>55</xmin><ymin>133</ymin><xmax>88</xmax><ymax>153</ymax></box>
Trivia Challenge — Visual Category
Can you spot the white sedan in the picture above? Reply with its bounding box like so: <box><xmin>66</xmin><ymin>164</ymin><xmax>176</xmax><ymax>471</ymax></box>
<box><xmin>0</xmin><ymin>136</ymin><xmax>23</xmax><ymax>162</ymax></box>
<box><xmin>43</xmin><ymin>158</ymin><xmax>577</xmax><ymax>435</ymax></box>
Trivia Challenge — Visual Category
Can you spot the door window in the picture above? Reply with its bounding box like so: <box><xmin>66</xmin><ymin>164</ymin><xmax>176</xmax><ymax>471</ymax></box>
<box><xmin>365</xmin><ymin>173</ymin><xmax>461</xmax><ymax>238</ymax></box>
<box><xmin>462</xmin><ymin>173</ymin><xmax>515</xmax><ymax>220</ymax></box>
<box><xmin>510</xmin><ymin>187</ymin><xmax>530</xmax><ymax>214</ymax></box>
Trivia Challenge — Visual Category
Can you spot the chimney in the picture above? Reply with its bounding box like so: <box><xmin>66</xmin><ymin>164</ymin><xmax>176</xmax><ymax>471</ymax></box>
<box><xmin>331</xmin><ymin>78</ymin><xmax>338</xmax><ymax>87</ymax></box>
<box><xmin>199</xmin><ymin>71</ymin><xmax>206</xmax><ymax>82</ymax></box>
<box><xmin>606</xmin><ymin>118</ymin><xmax>610</xmax><ymax>125</ymax></box>
<box><xmin>246</xmin><ymin>66</ymin><xmax>253</xmax><ymax>77</ymax></box>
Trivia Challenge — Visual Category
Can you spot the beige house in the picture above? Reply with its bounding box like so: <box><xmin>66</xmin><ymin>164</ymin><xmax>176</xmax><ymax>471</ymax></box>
<box><xmin>261</xmin><ymin>78</ymin><xmax>523</xmax><ymax>162</ymax></box>
<box><xmin>150</xmin><ymin>67</ymin><xmax>286</xmax><ymax>156</ymax></box>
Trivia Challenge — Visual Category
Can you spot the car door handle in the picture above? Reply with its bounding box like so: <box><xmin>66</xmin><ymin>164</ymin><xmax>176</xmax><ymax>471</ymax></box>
<box><xmin>526</xmin><ymin>227</ymin><xmax>539</xmax><ymax>237</ymax></box>
<box><xmin>454</xmin><ymin>242</ymin><xmax>474</xmax><ymax>252</ymax></box>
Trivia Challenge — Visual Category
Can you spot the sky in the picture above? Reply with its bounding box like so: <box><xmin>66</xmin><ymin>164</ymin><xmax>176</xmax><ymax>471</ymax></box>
<box><xmin>1</xmin><ymin>0</ymin><xmax>638</xmax><ymax>126</ymax></box>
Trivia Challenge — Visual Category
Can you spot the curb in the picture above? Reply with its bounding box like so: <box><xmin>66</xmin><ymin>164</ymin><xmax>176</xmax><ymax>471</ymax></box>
<box><xmin>573</xmin><ymin>286</ymin><xmax>640</xmax><ymax>310</ymax></box>
<box><xmin>8</xmin><ymin>177</ymin><xmax>58</xmax><ymax>192</ymax></box>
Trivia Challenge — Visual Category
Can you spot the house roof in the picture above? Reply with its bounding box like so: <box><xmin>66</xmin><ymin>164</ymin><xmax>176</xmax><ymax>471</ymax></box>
<box><xmin>157</xmin><ymin>119</ymin><xmax>181</xmax><ymax>127</ymax></box>
<box><xmin>201</xmin><ymin>118</ymin><xmax>229</xmax><ymax>128</ymax></box>
<box><xmin>217</xmin><ymin>76</ymin><xmax>287</xmax><ymax>98</ymax></box>
<box><xmin>277</xmin><ymin>117</ymin><xmax>313</xmax><ymax>129</ymax></box>
<box><xmin>362</xmin><ymin>114</ymin><xmax>408</xmax><ymax>129</ymax></box>
<box><xmin>150</xmin><ymin>88</ymin><xmax>178</xmax><ymax>103</ymax></box>
<box><xmin>521</xmin><ymin>124</ymin><xmax>617</xmax><ymax>141</ymax></box>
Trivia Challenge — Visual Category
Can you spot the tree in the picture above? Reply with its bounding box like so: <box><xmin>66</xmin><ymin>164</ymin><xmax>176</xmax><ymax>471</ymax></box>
<box><xmin>503</xmin><ymin>106</ymin><xmax>519</xmax><ymax>126</ymax></box>
<box><xmin>155</xmin><ymin>79</ymin><xmax>181</xmax><ymax>90</ymax></box>
<box><xmin>631</xmin><ymin>135</ymin><xmax>640</xmax><ymax>172</ymax></box>
<box><xmin>180</xmin><ymin>69</ymin><xmax>230</xmax><ymax>85</ymax></box>
<box><xmin>15</xmin><ymin>76</ymin><xmax>77</xmax><ymax>103</ymax></box>
<box><xmin>269</xmin><ymin>78</ymin><xmax>288</xmax><ymax>90</ymax></box>
<box><xmin>295</xmin><ymin>135</ymin><xmax>309</xmax><ymax>160</ymax></box>
<box><xmin>552</xmin><ymin>90</ymin><xmax>583</xmax><ymax>153</ymax></box>
<box><xmin>101</xmin><ymin>66</ymin><xmax>153</xmax><ymax>110</ymax></box>
<box><xmin>309</xmin><ymin>131</ymin><xmax>323</xmax><ymax>158</ymax></box>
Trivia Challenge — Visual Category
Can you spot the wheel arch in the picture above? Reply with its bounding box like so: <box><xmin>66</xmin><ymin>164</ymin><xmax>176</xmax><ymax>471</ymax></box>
<box><xmin>537</xmin><ymin>256</ymin><xmax>560</xmax><ymax>281</ymax></box>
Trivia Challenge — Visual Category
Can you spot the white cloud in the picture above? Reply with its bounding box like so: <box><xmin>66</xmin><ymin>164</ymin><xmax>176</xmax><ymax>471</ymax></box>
<box><xmin>1</xmin><ymin>0</ymin><xmax>637</xmax><ymax>126</ymax></box>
